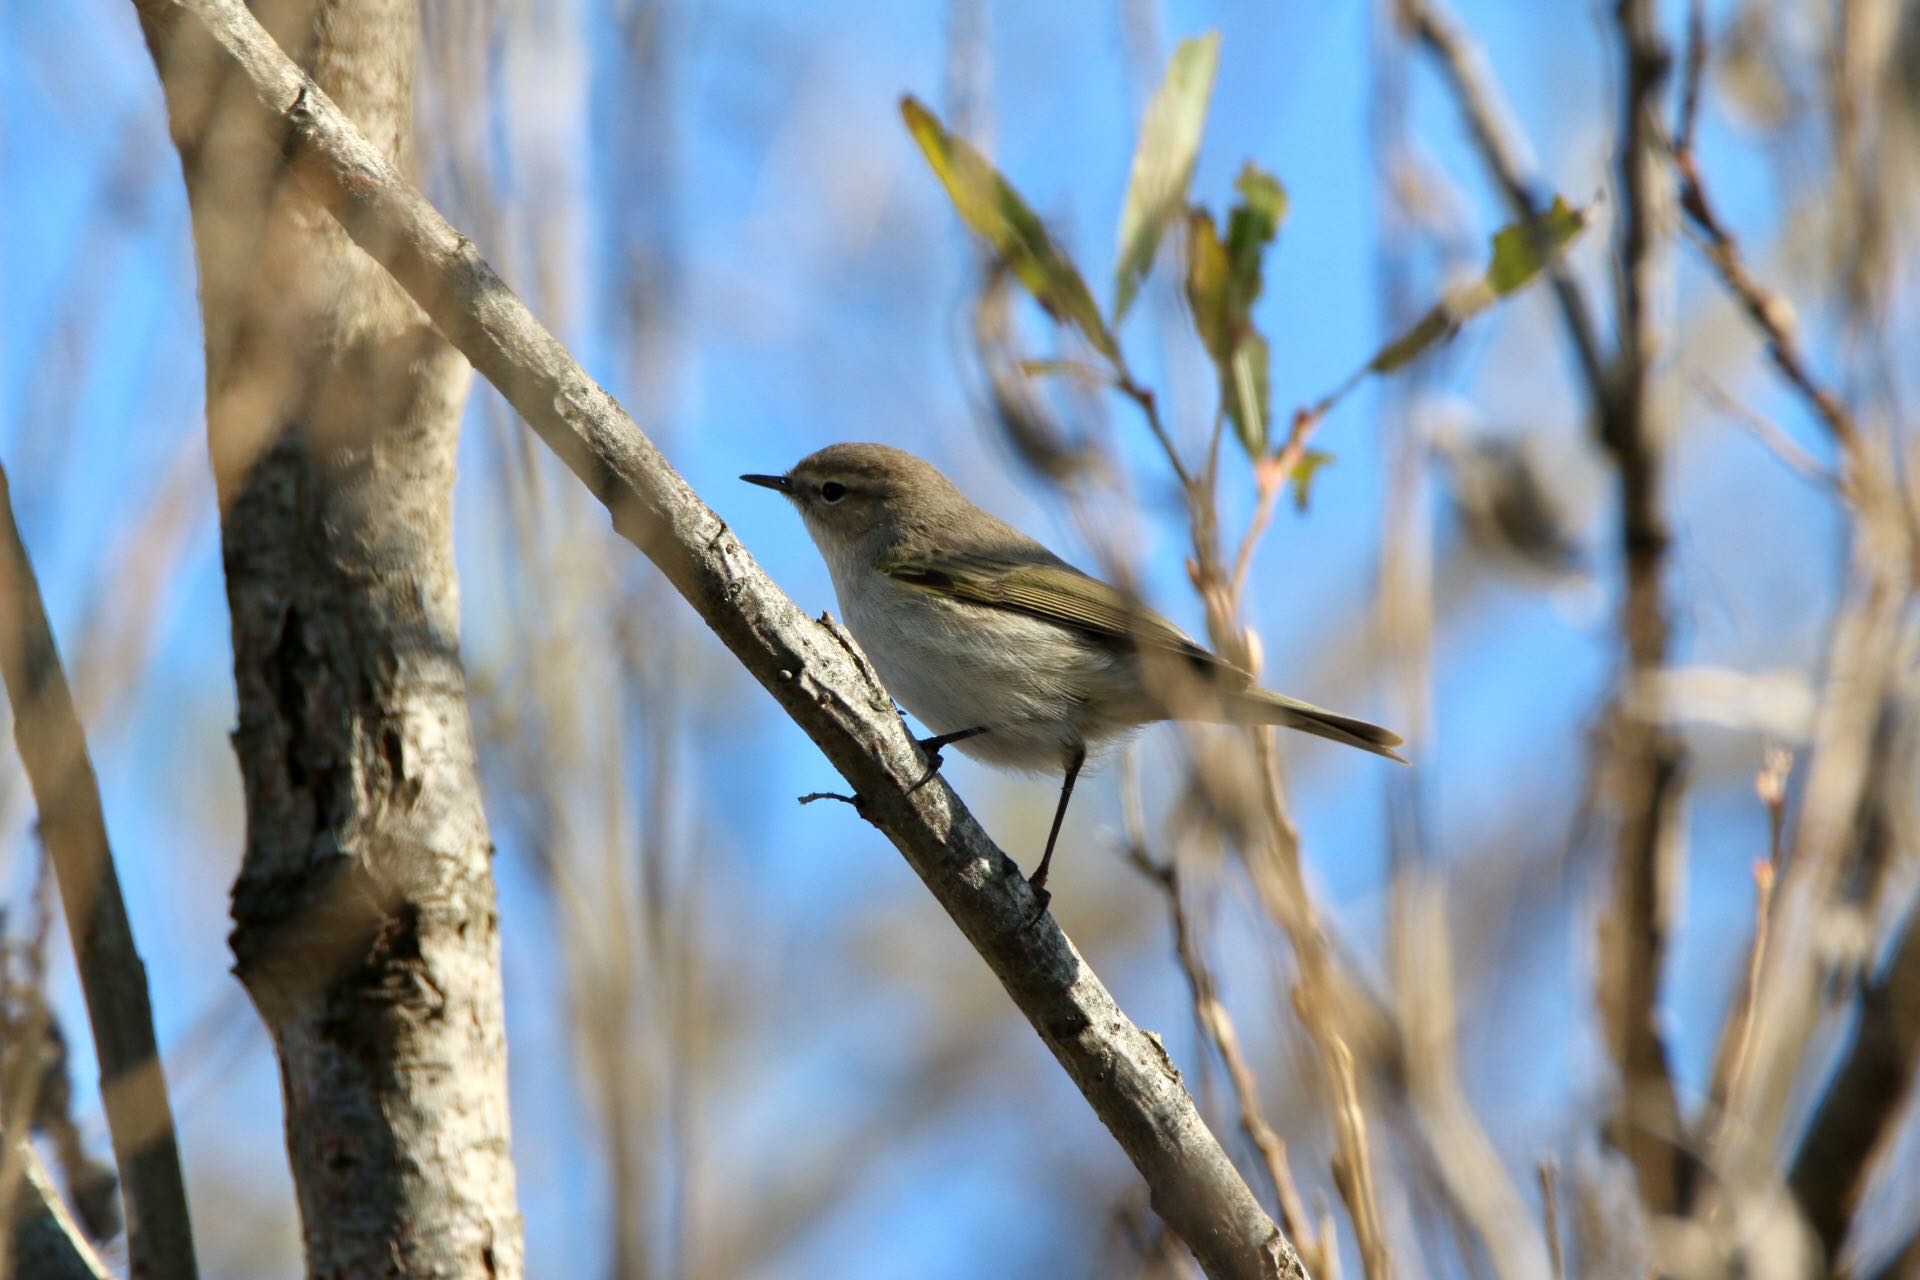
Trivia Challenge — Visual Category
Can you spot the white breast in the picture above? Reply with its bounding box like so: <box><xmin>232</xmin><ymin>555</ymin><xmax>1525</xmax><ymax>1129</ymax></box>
<box><xmin>816</xmin><ymin>538</ymin><xmax>1136</xmax><ymax>772</ymax></box>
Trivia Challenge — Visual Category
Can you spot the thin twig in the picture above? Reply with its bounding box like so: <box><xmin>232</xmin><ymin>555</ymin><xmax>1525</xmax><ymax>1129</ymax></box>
<box><xmin>1670</xmin><ymin>4</ymin><xmax>1859</xmax><ymax>457</ymax></box>
<box><xmin>1706</xmin><ymin>750</ymin><xmax>1789</xmax><ymax>1120</ymax></box>
<box><xmin>1712</xmin><ymin>859</ymin><xmax>1776</xmax><ymax>1118</ymax></box>
<box><xmin>1118</xmin><ymin>369</ymin><xmax>1196</xmax><ymax>493</ymax></box>
<box><xmin>1246</xmin><ymin>736</ymin><xmax>1395</xmax><ymax>1280</ymax></box>
<box><xmin>1113</xmin><ymin>280</ymin><xmax>1393</xmax><ymax>1277</ymax></box>
<box><xmin>0</xmin><ymin>464</ymin><xmax>199</xmax><ymax>1280</ymax></box>
<box><xmin>1117</xmin><ymin>773</ymin><xmax>1323</xmax><ymax>1274</ymax></box>
<box><xmin>1693</xmin><ymin>376</ymin><xmax>1837</xmax><ymax>489</ymax></box>
<box><xmin>1537</xmin><ymin>1162</ymin><xmax>1564</xmax><ymax>1280</ymax></box>
<box><xmin>0</xmin><ymin>865</ymin><xmax>58</xmax><ymax>1280</ymax></box>
<box><xmin>5</xmin><ymin>1145</ymin><xmax>112</xmax><ymax>1280</ymax></box>
<box><xmin>1395</xmin><ymin>0</ymin><xmax>1609</xmax><ymax>401</ymax></box>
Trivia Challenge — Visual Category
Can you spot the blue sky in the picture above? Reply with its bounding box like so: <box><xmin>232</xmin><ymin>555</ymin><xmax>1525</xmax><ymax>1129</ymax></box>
<box><xmin>0</xmin><ymin>0</ymin><xmax>1879</xmax><ymax>1275</ymax></box>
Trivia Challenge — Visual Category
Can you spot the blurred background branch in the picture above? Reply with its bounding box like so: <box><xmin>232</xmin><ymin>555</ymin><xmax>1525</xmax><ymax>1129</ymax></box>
<box><xmin>0</xmin><ymin>463</ymin><xmax>196</xmax><ymax>1279</ymax></box>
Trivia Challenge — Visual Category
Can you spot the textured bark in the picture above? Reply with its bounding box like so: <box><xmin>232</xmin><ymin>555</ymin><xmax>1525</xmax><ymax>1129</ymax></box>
<box><xmin>136</xmin><ymin>2</ymin><xmax>523</xmax><ymax>1276</ymax></box>
<box><xmin>123</xmin><ymin>2</ymin><xmax>1307</xmax><ymax>1276</ymax></box>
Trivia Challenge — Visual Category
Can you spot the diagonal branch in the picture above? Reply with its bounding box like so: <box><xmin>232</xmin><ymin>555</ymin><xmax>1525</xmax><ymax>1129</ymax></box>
<box><xmin>1786</xmin><ymin>893</ymin><xmax>1920</xmax><ymax>1263</ymax></box>
<box><xmin>7</xmin><ymin>1144</ymin><xmax>113</xmax><ymax>1280</ymax></box>
<box><xmin>1670</xmin><ymin>1</ymin><xmax>1859</xmax><ymax>458</ymax></box>
<box><xmin>0</xmin><ymin>465</ymin><xmax>199</xmax><ymax>1280</ymax></box>
<box><xmin>1395</xmin><ymin>0</ymin><xmax>1609</xmax><ymax>402</ymax></box>
<box><xmin>126</xmin><ymin>2</ymin><xmax>1307</xmax><ymax>1275</ymax></box>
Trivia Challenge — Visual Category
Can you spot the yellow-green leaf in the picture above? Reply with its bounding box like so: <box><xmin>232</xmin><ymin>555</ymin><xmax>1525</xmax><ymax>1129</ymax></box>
<box><xmin>1485</xmin><ymin>196</ymin><xmax>1585</xmax><ymax>296</ymax></box>
<box><xmin>1289</xmin><ymin>449</ymin><xmax>1335</xmax><ymax>511</ymax></box>
<box><xmin>1354</xmin><ymin>198</ymin><xmax>1589</xmax><ymax>385</ymax></box>
<box><xmin>1226</xmin><ymin>334</ymin><xmax>1270</xmax><ymax>455</ymax></box>
<box><xmin>901</xmin><ymin>96</ymin><xmax>1117</xmax><ymax>360</ymax></box>
<box><xmin>1113</xmin><ymin>33</ymin><xmax>1220</xmax><ymax>323</ymax></box>
<box><xmin>1184</xmin><ymin>208</ymin><xmax>1233</xmax><ymax>360</ymax></box>
<box><xmin>1366</xmin><ymin>304</ymin><xmax>1461</xmax><ymax>376</ymax></box>
<box><xmin>1225</xmin><ymin>164</ymin><xmax>1287</xmax><ymax>282</ymax></box>
<box><xmin>1185</xmin><ymin>168</ymin><xmax>1286</xmax><ymax>458</ymax></box>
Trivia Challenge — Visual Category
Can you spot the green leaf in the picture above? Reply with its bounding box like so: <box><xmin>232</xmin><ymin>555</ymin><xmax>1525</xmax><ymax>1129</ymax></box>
<box><xmin>901</xmin><ymin>96</ymin><xmax>1118</xmax><ymax>360</ymax></box>
<box><xmin>1289</xmin><ymin>449</ymin><xmax>1335</xmax><ymax>511</ymax></box>
<box><xmin>1013</xmin><ymin>357</ymin><xmax>1112</xmax><ymax>384</ymax></box>
<box><xmin>1226</xmin><ymin>334</ymin><xmax>1270</xmax><ymax>455</ymax></box>
<box><xmin>1359</xmin><ymin>197</ymin><xmax>1589</xmax><ymax>381</ymax></box>
<box><xmin>1112</xmin><ymin>33</ymin><xmax>1220</xmax><ymax>323</ymax></box>
<box><xmin>1183</xmin><ymin>208</ymin><xmax>1233</xmax><ymax>360</ymax></box>
<box><xmin>1485</xmin><ymin>196</ymin><xmax>1585</xmax><ymax>296</ymax></box>
<box><xmin>1184</xmin><ymin>166</ymin><xmax>1286</xmax><ymax>457</ymax></box>
<box><xmin>1366</xmin><ymin>305</ymin><xmax>1460</xmax><ymax>376</ymax></box>
<box><xmin>1225</xmin><ymin>165</ymin><xmax>1287</xmax><ymax>275</ymax></box>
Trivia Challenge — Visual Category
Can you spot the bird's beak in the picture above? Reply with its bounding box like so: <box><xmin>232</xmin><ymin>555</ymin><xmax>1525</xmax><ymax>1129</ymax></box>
<box><xmin>740</xmin><ymin>473</ymin><xmax>793</xmax><ymax>494</ymax></box>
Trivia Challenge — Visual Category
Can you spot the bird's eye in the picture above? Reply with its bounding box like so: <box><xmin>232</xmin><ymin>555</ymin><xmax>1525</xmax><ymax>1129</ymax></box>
<box><xmin>819</xmin><ymin>481</ymin><xmax>847</xmax><ymax>503</ymax></box>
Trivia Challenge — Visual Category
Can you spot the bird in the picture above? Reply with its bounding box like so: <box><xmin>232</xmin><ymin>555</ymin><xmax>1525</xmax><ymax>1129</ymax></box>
<box><xmin>743</xmin><ymin>443</ymin><xmax>1404</xmax><ymax>916</ymax></box>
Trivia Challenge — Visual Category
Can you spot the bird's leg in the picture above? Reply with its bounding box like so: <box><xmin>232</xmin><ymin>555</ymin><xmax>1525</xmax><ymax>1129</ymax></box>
<box><xmin>910</xmin><ymin>725</ymin><xmax>991</xmax><ymax>791</ymax></box>
<box><xmin>1026</xmin><ymin>745</ymin><xmax>1086</xmax><ymax>923</ymax></box>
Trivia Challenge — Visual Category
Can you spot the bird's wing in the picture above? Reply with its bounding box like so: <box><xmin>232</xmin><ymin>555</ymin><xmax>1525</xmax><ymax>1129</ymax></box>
<box><xmin>876</xmin><ymin>548</ymin><xmax>1247</xmax><ymax>683</ymax></box>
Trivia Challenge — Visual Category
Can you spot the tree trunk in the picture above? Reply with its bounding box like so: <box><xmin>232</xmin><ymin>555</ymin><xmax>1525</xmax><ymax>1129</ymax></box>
<box><xmin>137</xmin><ymin>1</ymin><xmax>524</xmax><ymax>1274</ymax></box>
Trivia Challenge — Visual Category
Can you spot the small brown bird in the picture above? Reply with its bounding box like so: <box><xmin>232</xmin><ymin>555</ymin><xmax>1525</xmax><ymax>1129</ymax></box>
<box><xmin>745</xmin><ymin>444</ymin><xmax>1404</xmax><ymax>914</ymax></box>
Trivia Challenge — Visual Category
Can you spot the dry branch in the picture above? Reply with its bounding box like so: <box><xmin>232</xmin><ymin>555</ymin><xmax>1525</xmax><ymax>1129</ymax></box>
<box><xmin>1786</xmin><ymin>897</ymin><xmax>1920</xmax><ymax>1262</ymax></box>
<box><xmin>1671</xmin><ymin>4</ymin><xmax>1858</xmax><ymax>457</ymax></box>
<box><xmin>7</xmin><ymin>1145</ymin><xmax>111</xmax><ymax>1280</ymax></box>
<box><xmin>1592</xmin><ymin>0</ymin><xmax>1694</xmax><ymax>1217</ymax></box>
<box><xmin>1395</xmin><ymin>0</ymin><xmax>1609</xmax><ymax>401</ymax></box>
<box><xmin>0</xmin><ymin>464</ymin><xmax>198</xmax><ymax>1279</ymax></box>
<box><xmin>123</xmin><ymin>1</ymin><xmax>1307</xmax><ymax>1275</ymax></box>
<box><xmin>1118</xmin><ymin>801</ymin><xmax>1322</xmax><ymax>1275</ymax></box>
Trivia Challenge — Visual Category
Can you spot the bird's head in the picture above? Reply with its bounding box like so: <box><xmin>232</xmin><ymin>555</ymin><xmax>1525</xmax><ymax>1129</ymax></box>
<box><xmin>742</xmin><ymin>443</ymin><xmax>963</xmax><ymax>566</ymax></box>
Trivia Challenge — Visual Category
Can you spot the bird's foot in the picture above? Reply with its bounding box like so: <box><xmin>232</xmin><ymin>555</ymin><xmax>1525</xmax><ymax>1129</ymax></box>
<box><xmin>1024</xmin><ymin>882</ymin><xmax>1052</xmax><ymax>928</ymax></box>
<box><xmin>910</xmin><ymin>726</ymin><xmax>990</xmax><ymax>791</ymax></box>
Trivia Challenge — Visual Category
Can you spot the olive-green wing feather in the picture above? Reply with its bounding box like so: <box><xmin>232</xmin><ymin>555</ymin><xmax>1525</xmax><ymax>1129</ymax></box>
<box><xmin>879</xmin><ymin>547</ymin><xmax>1407</xmax><ymax>762</ymax></box>
<box><xmin>878</xmin><ymin>549</ymin><xmax>1245</xmax><ymax>681</ymax></box>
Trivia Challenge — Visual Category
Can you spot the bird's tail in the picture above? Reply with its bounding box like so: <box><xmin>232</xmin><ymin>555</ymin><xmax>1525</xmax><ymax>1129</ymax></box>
<box><xmin>1220</xmin><ymin>689</ymin><xmax>1408</xmax><ymax>763</ymax></box>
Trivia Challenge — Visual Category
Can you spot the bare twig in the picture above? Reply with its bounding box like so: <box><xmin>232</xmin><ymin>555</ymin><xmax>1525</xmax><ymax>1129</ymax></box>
<box><xmin>0</xmin><ymin>867</ymin><xmax>58</xmax><ymax>1280</ymax></box>
<box><xmin>1537</xmin><ymin>1162</ymin><xmax>1564</xmax><ymax>1280</ymax></box>
<box><xmin>1671</xmin><ymin>4</ymin><xmax>1860</xmax><ymax>457</ymax></box>
<box><xmin>125</xmin><ymin>4</ymin><xmax>1306</xmax><ymax>1275</ymax></box>
<box><xmin>1693</xmin><ymin>376</ymin><xmax>1837</xmax><ymax>489</ymax></box>
<box><xmin>6</xmin><ymin>1145</ymin><xmax>112</xmax><ymax>1280</ymax></box>
<box><xmin>1117</xmin><ymin>778</ymin><xmax>1323</xmax><ymax>1275</ymax></box>
<box><xmin>1245</xmin><ymin>738</ymin><xmax>1394</xmax><ymax>1280</ymax></box>
<box><xmin>1395</xmin><ymin>0</ymin><xmax>1609</xmax><ymax>401</ymax></box>
<box><xmin>1118</xmin><ymin>370</ymin><xmax>1197</xmax><ymax>494</ymax></box>
<box><xmin>1228</xmin><ymin>412</ymin><xmax>1320</xmax><ymax>604</ymax></box>
<box><xmin>0</xmin><ymin>463</ymin><xmax>198</xmax><ymax>1279</ymax></box>
<box><xmin>1704</xmin><ymin>857</ymin><xmax>1776</xmax><ymax>1119</ymax></box>
<box><xmin>1364</xmin><ymin>32</ymin><xmax>1545</xmax><ymax>1269</ymax></box>
<box><xmin>1126</xmin><ymin>343</ymin><xmax>1394</xmax><ymax>1278</ymax></box>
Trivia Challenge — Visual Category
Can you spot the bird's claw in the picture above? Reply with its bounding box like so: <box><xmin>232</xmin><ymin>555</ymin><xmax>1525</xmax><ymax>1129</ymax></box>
<box><xmin>911</xmin><ymin>726</ymin><xmax>989</xmax><ymax>791</ymax></box>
